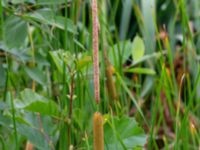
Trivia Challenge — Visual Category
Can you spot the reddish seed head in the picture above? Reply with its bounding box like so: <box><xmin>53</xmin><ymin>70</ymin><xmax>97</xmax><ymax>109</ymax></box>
<box><xmin>92</xmin><ymin>0</ymin><xmax>100</xmax><ymax>104</ymax></box>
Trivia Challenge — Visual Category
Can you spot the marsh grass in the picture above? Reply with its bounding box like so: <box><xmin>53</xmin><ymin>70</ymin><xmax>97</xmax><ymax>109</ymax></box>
<box><xmin>0</xmin><ymin>0</ymin><xmax>199</xmax><ymax>150</ymax></box>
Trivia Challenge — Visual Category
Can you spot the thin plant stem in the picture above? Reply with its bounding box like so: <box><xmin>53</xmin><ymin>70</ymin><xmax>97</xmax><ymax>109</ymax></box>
<box><xmin>67</xmin><ymin>71</ymin><xmax>75</xmax><ymax>147</ymax></box>
<box><xmin>10</xmin><ymin>91</ymin><xmax>18</xmax><ymax>150</ymax></box>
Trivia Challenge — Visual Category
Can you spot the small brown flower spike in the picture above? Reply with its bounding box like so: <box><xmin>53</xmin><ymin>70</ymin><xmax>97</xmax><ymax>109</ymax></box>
<box><xmin>92</xmin><ymin>0</ymin><xmax>100</xmax><ymax>104</ymax></box>
<box><xmin>25</xmin><ymin>141</ymin><xmax>33</xmax><ymax>150</ymax></box>
<box><xmin>93</xmin><ymin>112</ymin><xmax>104</xmax><ymax>150</ymax></box>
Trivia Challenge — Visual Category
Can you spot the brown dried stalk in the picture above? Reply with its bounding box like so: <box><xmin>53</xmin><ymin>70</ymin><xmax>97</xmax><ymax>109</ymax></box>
<box><xmin>92</xmin><ymin>0</ymin><xmax>100</xmax><ymax>104</ymax></box>
<box><xmin>93</xmin><ymin>112</ymin><xmax>104</xmax><ymax>150</ymax></box>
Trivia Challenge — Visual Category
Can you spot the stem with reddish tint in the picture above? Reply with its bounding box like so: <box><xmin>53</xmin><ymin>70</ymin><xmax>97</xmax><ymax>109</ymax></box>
<box><xmin>92</xmin><ymin>0</ymin><xmax>100</xmax><ymax>104</ymax></box>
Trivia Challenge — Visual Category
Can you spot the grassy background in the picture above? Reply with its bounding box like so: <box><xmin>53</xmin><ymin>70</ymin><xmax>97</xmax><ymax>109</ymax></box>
<box><xmin>0</xmin><ymin>0</ymin><xmax>200</xmax><ymax>149</ymax></box>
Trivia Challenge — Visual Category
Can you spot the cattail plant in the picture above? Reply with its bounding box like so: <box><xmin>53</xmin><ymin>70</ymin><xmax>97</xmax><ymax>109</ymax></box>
<box><xmin>92</xmin><ymin>0</ymin><xmax>104</xmax><ymax>149</ymax></box>
<box><xmin>92</xmin><ymin>0</ymin><xmax>100</xmax><ymax>104</ymax></box>
<box><xmin>104</xmin><ymin>53</ymin><xmax>118</xmax><ymax>103</ymax></box>
<box><xmin>106</xmin><ymin>65</ymin><xmax>117</xmax><ymax>100</ymax></box>
<box><xmin>93</xmin><ymin>112</ymin><xmax>104</xmax><ymax>150</ymax></box>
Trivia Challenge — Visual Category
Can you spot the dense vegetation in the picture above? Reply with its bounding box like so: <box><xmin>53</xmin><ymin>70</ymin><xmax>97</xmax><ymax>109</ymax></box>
<box><xmin>0</xmin><ymin>0</ymin><xmax>199</xmax><ymax>149</ymax></box>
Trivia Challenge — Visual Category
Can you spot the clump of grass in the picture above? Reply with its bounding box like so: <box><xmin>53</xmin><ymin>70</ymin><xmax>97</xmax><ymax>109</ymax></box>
<box><xmin>0</xmin><ymin>0</ymin><xmax>200</xmax><ymax>149</ymax></box>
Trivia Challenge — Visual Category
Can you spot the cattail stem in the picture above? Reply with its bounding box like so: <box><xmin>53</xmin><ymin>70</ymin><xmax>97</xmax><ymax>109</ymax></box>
<box><xmin>93</xmin><ymin>112</ymin><xmax>104</xmax><ymax>150</ymax></box>
<box><xmin>92</xmin><ymin>0</ymin><xmax>100</xmax><ymax>104</ymax></box>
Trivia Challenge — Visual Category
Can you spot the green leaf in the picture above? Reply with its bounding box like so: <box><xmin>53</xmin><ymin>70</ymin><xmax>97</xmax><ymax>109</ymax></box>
<box><xmin>17</xmin><ymin>113</ymin><xmax>55</xmax><ymax>150</ymax></box>
<box><xmin>14</xmin><ymin>89</ymin><xmax>59</xmax><ymax>116</ymax></box>
<box><xmin>24</xmin><ymin>67</ymin><xmax>47</xmax><ymax>85</ymax></box>
<box><xmin>4</xmin><ymin>15</ymin><xmax>28</xmax><ymax>48</ymax></box>
<box><xmin>15</xmin><ymin>89</ymin><xmax>47</xmax><ymax>107</ymax></box>
<box><xmin>17</xmin><ymin>123</ymin><xmax>51</xmax><ymax>150</ymax></box>
<box><xmin>104</xmin><ymin>116</ymin><xmax>146</xmax><ymax>149</ymax></box>
<box><xmin>0</xmin><ymin>102</ymin><xmax>8</xmax><ymax>110</ymax></box>
<box><xmin>0</xmin><ymin>114</ymin><xmax>11</xmax><ymax>127</ymax></box>
<box><xmin>132</xmin><ymin>36</ymin><xmax>145</xmax><ymax>62</ymax></box>
<box><xmin>0</xmin><ymin>113</ymin><xmax>56</xmax><ymax>150</ymax></box>
<box><xmin>24</xmin><ymin>9</ymin><xmax>77</xmax><ymax>33</ymax></box>
<box><xmin>124</xmin><ymin>67</ymin><xmax>156</xmax><ymax>75</ymax></box>
<box><xmin>24</xmin><ymin>101</ymin><xmax>59</xmax><ymax>116</ymax></box>
<box><xmin>108</xmin><ymin>40</ymin><xmax>132</xmax><ymax>66</ymax></box>
<box><xmin>0</xmin><ymin>42</ymin><xmax>31</xmax><ymax>61</ymax></box>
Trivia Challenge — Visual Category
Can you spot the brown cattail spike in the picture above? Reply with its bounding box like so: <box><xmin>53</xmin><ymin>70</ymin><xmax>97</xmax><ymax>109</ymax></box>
<box><xmin>93</xmin><ymin>112</ymin><xmax>104</xmax><ymax>150</ymax></box>
<box><xmin>25</xmin><ymin>141</ymin><xmax>33</xmax><ymax>150</ymax></box>
<box><xmin>106</xmin><ymin>64</ymin><xmax>117</xmax><ymax>101</ymax></box>
<box><xmin>92</xmin><ymin>0</ymin><xmax>100</xmax><ymax>104</ymax></box>
<box><xmin>103</xmin><ymin>48</ymin><xmax>118</xmax><ymax>106</ymax></box>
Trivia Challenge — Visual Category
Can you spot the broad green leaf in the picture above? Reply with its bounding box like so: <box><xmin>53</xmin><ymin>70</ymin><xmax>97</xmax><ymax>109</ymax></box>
<box><xmin>0</xmin><ymin>42</ymin><xmax>31</xmax><ymax>61</ymax></box>
<box><xmin>24</xmin><ymin>101</ymin><xmax>59</xmax><ymax>116</ymax></box>
<box><xmin>0</xmin><ymin>113</ymin><xmax>55</xmax><ymax>150</ymax></box>
<box><xmin>108</xmin><ymin>40</ymin><xmax>132</xmax><ymax>66</ymax></box>
<box><xmin>17</xmin><ymin>123</ymin><xmax>51</xmax><ymax>150</ymax></box>
<box><xmin>0</xmin><ymin>102</ymin><xmax>8</xmax><ymax>110</ymax></box>
<box><xmin>104</xmin><ymin>116</ymin><xmax>146</xmax><ymax>149</ymax></box>
<box><xmin>20</xmin><ymin>112</ymin><xmax>57</xmax><ymax>150</ymax></box>
<box><xmin>0</xmin><ymin>114</ymin><xmax>11</xmax><ymax>127</ymax></box>
<box><xmin>14</xmin><ymin>89</ymin><xmax>59</xmax><ymax>116</ymax></box>
<box><xmin>15</xmin><ymin>116</ymin><xmax>32</xmax><ymax>126</ymax></box>
<box><xmin>132</xmin><ymin>36</ymin><xmax>145</xmax><ymax>62</ymax></box>
<box><xmin>24</xmin><ymin>67</ymin><xmax>47</xmax><ymax>85</ymax></box>
<box><xmin>15</xmin><ymin>89</ymin><xmax>47</xmax><ymax>108</ymax></box>
<box><xmin>124</xmin><ymin>67</ymin><xmax>156</xmax><ymax>75</ymax></box>
<box><xmin>4</xmin><ymin>15</ymin><xmax>28</xmax><ymax>48</ymax></box>
<box><xmin>24</xmin><ymin>9</ymin><xmax>77</xmax><ymax>33</ymax></box>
